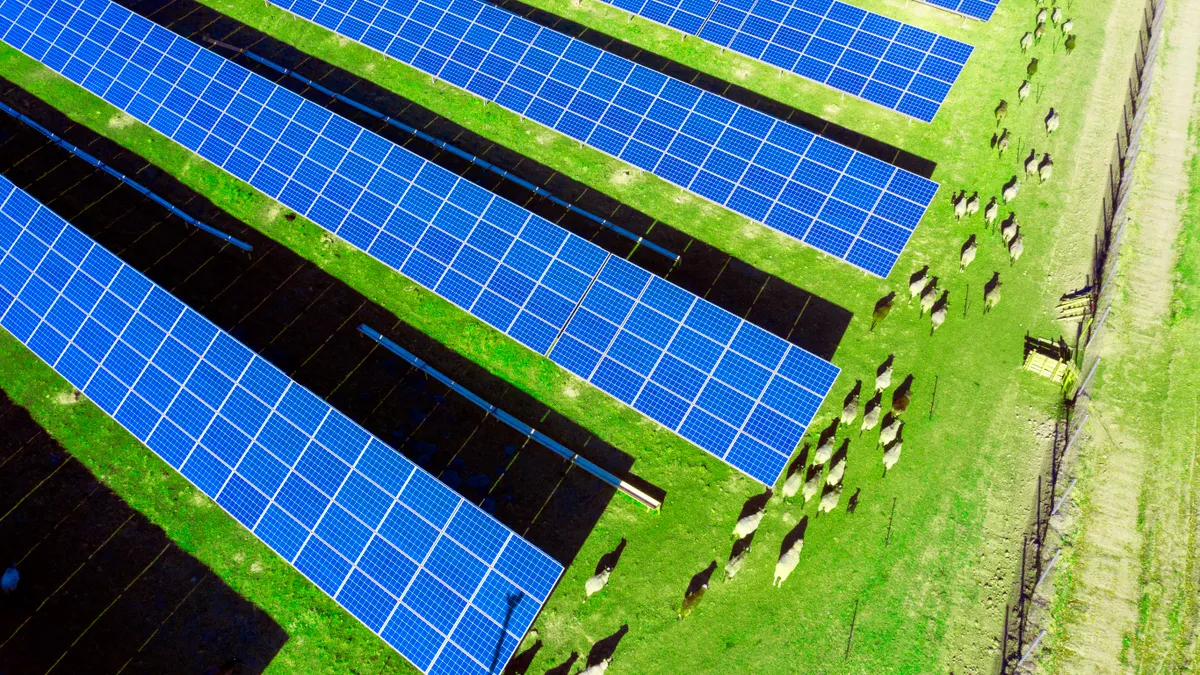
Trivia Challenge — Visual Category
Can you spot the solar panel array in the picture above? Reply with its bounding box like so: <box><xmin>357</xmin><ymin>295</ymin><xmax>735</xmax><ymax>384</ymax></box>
<box><xmin>598</xmin><ymin>0</ymin><xmax>973</xmax><ymax>122</ymax></box>
<box><xmin>0</xmin><ymin>0</ymin><xmax>839</xmax><ymax>484</ymax></box>
<box><xmin>919</xmin><ymin>0</ymin><xmax>998</xmax><ymax>23</ymax></box>
<box><xmin>0</xmin><ymin>174</ymin><xmax>562</xmax><ymax>675</ymax></box>
<box><xmin>260</xmin><ymin>0</ymin><xmax>940</xmax><ymax>277</ymax></box>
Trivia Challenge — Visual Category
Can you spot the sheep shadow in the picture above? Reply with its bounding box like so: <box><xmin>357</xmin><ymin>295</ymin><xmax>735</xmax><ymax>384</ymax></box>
<box><xmin>543</xmin><ymin>652</ymin><xmax>578</xmax><ymax>675</ymax></box>
<box><xmin>585</xmin><ymin>624</ymin><xmax>629</xmax><ymax>666</ymax></box>
<box><xmin>503</xmin><ymin>640</ymin><xmax>541</xmax><ymax>675</ymax></box>
<box><xmin>779</xmin><ymin>516</ymin><xmax>810</xmax><ymax>557</ymax></box>
<box><xmin>817</xmin><ymin>418</ymin><xmax>840</xmax><ymax>446</ymax></box>
<box><xmin>847</xmin><ymin>488</ymin><xmax>862</xmax><ymax>514</ymax></box>
<box><xmin>830</xmin><ymin>441</ymin><xmax>850</xmax><ymax>470</ymax></box>
<box><xmin>595</xmin><ymin>539</ymin><xmax>627</xmax><ymax>576</ymax></box>
<box><xmin>685</xmin><ymin>561</ymin><xmax>718</xmax><ymax>597</ymax></box>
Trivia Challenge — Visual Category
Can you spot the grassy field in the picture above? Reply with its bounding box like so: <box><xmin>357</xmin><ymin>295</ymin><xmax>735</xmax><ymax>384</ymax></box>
<box><xmin>0</xmin><ymin>0</ymin><xmax>1152</xmax><ymax>670</ymax></box>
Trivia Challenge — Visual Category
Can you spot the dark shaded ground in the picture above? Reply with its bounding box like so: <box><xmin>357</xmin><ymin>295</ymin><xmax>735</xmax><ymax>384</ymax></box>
<box><xmin>113</xmin><ymin>0</ymin><xmax>853</xmax><ymax>361</ymax></box>
<box><xmin>0</xmin><ymin>389</ymin><xmax>288</xmax><ymax>674</ymax></box>
<box><xmin>0</xmin><ymin>81</ymin><xmax>626</xmax><ymax>568</ymax></box>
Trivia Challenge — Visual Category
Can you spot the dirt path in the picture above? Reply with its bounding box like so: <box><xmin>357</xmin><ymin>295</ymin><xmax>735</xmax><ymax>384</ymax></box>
<box><xmin>1049</xmin><ymin>0</ymin><xmax>1200</xmax><ymax>671</ymax></box>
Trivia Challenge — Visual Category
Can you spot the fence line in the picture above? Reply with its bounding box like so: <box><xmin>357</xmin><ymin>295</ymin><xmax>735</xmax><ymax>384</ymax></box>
<box><xmin>998</xmin><ymin>0</ymin><xmax>1166</xmax><ymax>670</ymax></box>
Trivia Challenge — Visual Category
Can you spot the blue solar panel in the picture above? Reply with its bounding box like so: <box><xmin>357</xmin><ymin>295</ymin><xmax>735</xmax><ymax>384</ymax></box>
<box><xmin>0</xmin><ymin>0</ymin><xmax>839</xmax><ymax>486</ymax></box>
<box><xmin>0</xmin><ymin>174</ymin><xmax>562</xmax><ymax>675</ymax></box>
<box><xmin>596</xmin><ymin>0</ymin><xmax>973</xmax><ymax>121</ymax></box>
<box><xmin>259</xmin><ymin>0</ymin><xmax>938</xmax><ymax>277</ymax></box>
<box><xmin>917</xmin><ymin>0</ymin><xmax>998</xmax><ymax>22</ymax></box>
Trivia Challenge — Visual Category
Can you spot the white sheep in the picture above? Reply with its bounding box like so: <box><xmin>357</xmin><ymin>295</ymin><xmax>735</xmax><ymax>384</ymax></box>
<box><xmin>920</xmin><ymin>284</ymin><xmax>938</xmax><ymax>316</ymax></box>
<box><xmin>802</xmin><ymin>471</ymin><xmax>821</xmax><ymax>503</ymax></box>
<box><xmin>879</xmin><ymin>417</ymin><xmax>902</xmax><ymax>447</ymax></box>
<box><xmin>1018</xmin><ymin>80</ymin><xmax>1031</xmax><ymax>103</ymax></box>
<box><xmin>985</xmin><ymin>280</ymin><xmax>1002</xmax><ymax>313</ymax></box>
<box><xmin>1002</xmin><ymin>218</ymin><xmax>1019</xmax><ymax>244</ymax></box>
<box><xmin>1003</xmin><ymin>180</ymin><xmax>1020</xmax><ymax>203</ymax></box>
<box><xmin>984</xmin><ymin>198</ymin><xmax>999</xmax><ymax>227</ymax></box>
<box><xmin>965</xmin><ymin>193</ymin><xmax>980</xmax><ymax>216</ymax></box>
<box><xmin>579</xmin><ymin>658</ymin><xmax>612</xmax><ymax>675</ymax></box>
<box><xmin>909</xmin><ymin>273</ymin><xmax>931</xmax><ymax>302</ymax></box>
<box><xmin>725</xmin><ymin>545</ymin><xmax>751</xmax><ymax>581</ymax></box>
<box><xmin>1009</xmin><ymin>234</ymin><xmax>1025</xmax><ymax>264</ymax></box>
<box><xmin>825</xmin><ymin>456</ymin><xmax>846</xmax><ymax>486</ymax></box>
<box><xmin>781</xmin><ymin>467</ymin><xmax>803</xmax><ymax>500</ymax></box>
<box><xmin>772</xmin><ymin>538</ymin><xmax>804</xmax><ymax>587</ymax></box>
<box><xmin>1046</xmin><ymin>108</ymin><xmax>1060</xmax><ymax>135</ymax></box>
<box><xmin>1025</xmin><ymin>152</ymin><xmax>1039</xmax><ymax>176</ymax></box>
<box><xmin>1039</xmin><ymin>154</ymin><xmax>1054</xmax><ymax>183</ymax></box>
<box><xmin>814</xmin><ymin>435</ymin><xmax>834</xmax><ymax>465</ymax></box>
<box><xmin>1062</xmin><ymin>18</ymin><xmax>1074</xmax><ymax>33</ymax></box>
<box><xmin>840</xmin><ymin>393</ymin><xmax>859</xmax><ymax>425</ymax></box>
<box><xmin>733</xmin><ymin>509</ymin><xmax>765</xmax><ymax>539</ymax></box>
<box><xmin>930</xmin><ymin>304</ymin><xmax>947</xmax><ymax>333</ymax></box>
<box><xmin>1</xmin><ymin>567</ymin><xmax>16</xmax><ymax>594</ymax></box>
<box><xmin>1036</xmin><ymin>7</ymin><xmax>1048</xmax><ymax>23</ymax></box>
<box><xmin>875</xmin><ymin>364</ymin><xmax>893</xmax><ymax>393</ymax></box>
<box><xmin>960</xmin><ymin>239</ymin><xmax>977</xmax><ymax>271</ymax></box>
<box><xmin>585</xmin><ymin>567</ymin><xmax>611</xmax><ymax>599</ymax></box>
<box><xmin>1051</xmin><ymin>6</ymin><xmax>1062</xmax><ymax>24</ymax></box>
<box><xmin>883</xmin><ymin>441</ymin><xmax>903</xmax><ymax>473</ymax></box>
<box><xmin>818</xmin><ymin>484</ymin><xmax>842</xmax><ymax>514</ymax></box>
<box><xmin>953</xmin><ymin>193</ymin><xmax>967</xmax><ymax>220</ymax></box>
<box><xmin>861</xmin><ymin>402</ymin><xmax>881</xmax><ymax>432</ymax></box>
<box><xmin>1020</xmin><ymin>31</ymin><xmax>1033</xmax><ymax>52</ymax></box>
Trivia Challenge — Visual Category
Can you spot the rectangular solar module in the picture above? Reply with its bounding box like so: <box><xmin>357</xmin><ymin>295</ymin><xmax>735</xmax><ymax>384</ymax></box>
<box><xmin>0</xmin><ymin>0</ymin><xmax>839</xmax><ymax>485</ymax></box>
<box><xmin>260</xmin><ymin>0</ymin><xmax>940</xmax><ymax>277</ymax></box>
<box><xmin>0</xmin><ymin>174</ymin><xmax>562</xmax><ymax>675</ymax></box>
<box><xmin>597</xmin><ymin>0</ymin><xmax>973</xmax><ymax>122</ymax></box>
<box><xmin>919</xmin><ymin>0</ymin><xmax>998</xmax><ymax>22</ymax></box>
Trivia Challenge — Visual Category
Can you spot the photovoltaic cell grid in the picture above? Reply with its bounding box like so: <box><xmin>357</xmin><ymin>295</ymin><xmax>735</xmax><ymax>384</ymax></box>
<box><xmin>0</xmin><ymin>174</ymin><xmax>562</xmax><ymax>675</ymax></box>
<box><xmin>920</xmin><ymin>0</ymin><xmax>997</xmax><ymax>22</ymax></box>
<box><xmin>597</xmin><ymin>0</ymin><xmax>973</xmax><ymax>122</ymax></box>
<box><xmin>262</xmin><ymin>0</ymin><xmax>940</xmax><ymax>277</ymax></box>
<box><xmin>0</xmin><ymin>0</ymin><xmax>840</xmax><ymax>485</ymax></box>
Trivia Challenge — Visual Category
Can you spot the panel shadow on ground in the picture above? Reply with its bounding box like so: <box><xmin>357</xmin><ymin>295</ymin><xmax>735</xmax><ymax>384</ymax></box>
<box><xmin>0</xmin><ymin>81</ymin><xmax>629</xmax><ymax>567</ymax></box>
<box><xmin>0</xmin><ymin>389</ymin><xmax>288</xmax><ymax>674</ymax></box>
<box><xmin>112</xmin><ymin>0</ymin><xmax>852</xmax><ymax>361</ymax></box>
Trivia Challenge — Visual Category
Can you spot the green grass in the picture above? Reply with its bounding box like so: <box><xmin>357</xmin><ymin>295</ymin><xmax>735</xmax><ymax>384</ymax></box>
<box><xmin>0</xmin><ymin>0</ymin><xmax>1148</xmax><ymax>670</ymax></box>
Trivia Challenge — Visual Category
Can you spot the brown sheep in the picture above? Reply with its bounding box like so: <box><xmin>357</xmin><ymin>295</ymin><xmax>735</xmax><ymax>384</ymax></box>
<box><xmin>1065</xmin><ymin>34</ymin><xmax>1077</xmax><ymax>55</ymax></box>
<box><xmin>995</xmin><ymin>100</ymin><xmax>1008</xmax><ymax>126</ymax></box>
<box><xmin>678</xmin><ymin>585</ymin><xmax>707</xmax><ymax>619</ymax></box>
<box><xmin>1034</xmin><ymin>22</ymin><xmax>1047</xmax><ymax>43</ymax></box>
<box><xmin>1028</xmin><ymin>58</ymin><xmax>1039</xmax><ymax>78</ymax></box>
<box><xmin>893</xmin><ymin>388</ymin><xmax>913</xmax><ymax>415</ymax></box>
<box><xmin>872</xmin><ymin>294</ymin><xmax>894</xmax><ymax>331</ymax></box>
<box><xmin>1039</xmin><ymin>154</ymin><xmax>1054</xmax><ymax>182</ymax></box>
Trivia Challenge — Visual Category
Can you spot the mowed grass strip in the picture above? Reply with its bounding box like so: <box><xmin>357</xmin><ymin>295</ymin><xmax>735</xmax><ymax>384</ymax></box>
<box><xmin>0</xmin><ymin>0</ymin><xmax>1142</xmax><ymax>668</ymax></box>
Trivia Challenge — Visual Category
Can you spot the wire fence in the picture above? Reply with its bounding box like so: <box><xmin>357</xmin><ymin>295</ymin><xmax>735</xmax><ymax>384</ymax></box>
<box><xmin>998</xmin><ymin>0</ymin><xmax>1166</xmax><ymax>670</ymax></box>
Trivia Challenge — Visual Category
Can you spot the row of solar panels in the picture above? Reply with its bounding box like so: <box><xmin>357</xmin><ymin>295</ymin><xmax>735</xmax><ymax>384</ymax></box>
<box><xmin>0</xmin><ymin>173</ymin><xmax>561</xmax><ymax>675</ymax></box>
<box><xmin>266</xmin><ymin>0</ymin><xmax>941</xmax><ymax>277</ymax></box>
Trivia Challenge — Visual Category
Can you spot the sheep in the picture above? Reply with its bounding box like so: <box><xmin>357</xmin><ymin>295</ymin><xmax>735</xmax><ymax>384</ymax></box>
<box><xmin>814</xmin><ymin>435</ymin><xmax>835</xmax><ymax>465</ymax></box>
<box><xmin>678</xmin><ymin>584</ymin><xmax>707</xmax><ymax>619</ymax></box>
<box><xmin>802</xmin><ymin>469</ymin><xmax>822</xmax><ymax>503</ymax></box>
<box><xmin>840</xmin><ymin>392</ymin><xmax>859</xmax><ymax>425</ymax></box>
<box><xmin>984</xmin><ymin>279</ymin><xmax>1002</xmax><ymax>313</ymax></box>
<box><xmin>882</xmin><ymin>441</ymin><xmax>903</xmax><ymax>473</ymax></box>
<box><xmin>1036</xmin><ymin>8</ymin><xmax>1048</xmax><ymax>24</ymax></box>
<box><xmin>782</xmin><ymin>465</ymin><xmax>804</xmax><ymax>500</ymax></box>
<box><xmin>580</xmin><ymin>659</ymin><xmax>612</xmax><ymax>675</ymax></box>
<box><xmin>1045</xmin><ymin>108</ymin><xmax>1060</xmax><ymax>135</ymax></box>
<box><xmin>861</xmin><ymin>401</ymin><xmax>881</xmax><ymax>432</ymax></box>
<box><xmin>930</xmin><ymin>304</ymin><xmax>947</xmax><ymax>334</ymax></box>
<box><xmin>893</xmin><ymin>388</ymin><xmax>913</xmax><ymax>415</ymax></box>
<box><xmin>1028</xmin><ymin>58</ymin><xmax>1039</xmax><ymax>79</ymax></box>
<box><xmin>818</xmin><ymin>484</ymin><xmax>842</xmax><ymax>514</ymax></box>
<box><xmin>954</xmin><ymin>192</ymin><xmax>968</xmax><ymax>220</ymax></box>
<box><xmin>909</xmin><ymin>271</ymin><xmax>931</xmax><ymax>302</ymax></box>
<box><xmin>1062</xmin><ymin>18</ymin><xmax>1074</xmax><ymax>33</ymax></box>
<box><xmin>871</xmin><ymin>294</ymin><xmax>893</xmax><ymax>331</ymax></box>
<box><xmin>1009</xmin><ymin>234</ymin><xmax>1025</xmax><ymax>265</ymax></box>
<box><xmin>994</xmin><ymin>99</ymin><xmax>1008</xmax><ymax>126</ymax></box>
<box><xmin>1025</xmin><ymin>151</ymin><xmax>1040</xmax><ymax>176</ymax></box>
<box><xmin>965</xmin><ymin>192</ymin><xmax>980</xmax><ymax>216</ymax></box>
<box><xmin>1002</xmin><ymin>217</ymin><xmax>1019</xmax><ymax>244</ymax></box>
<box><xmin>1020</xmin><ymin>32</ymin><xmax>1033</xmax><ymax>52</ymax></box>
<box><xmin>1039</xmin><ymin>154</ymin><xmax>1054</xmax><ymax>183</ymax></box>
<box><xmin>960</xmin><ymin>238</ymin><xmax>977</xmax><ymax>271</ymax></box>
<box><xmin>997</xmin><ymin>129</ymin><xmax>1011</xmax><ymax>156</ymax></box>
<box><xmin>585</xmin><ymin>567</ymin><xmax>612</xmax><ymax>599</ymax></box>
<box><xmin>1003</xmin><ymin>180</ymin><xmax>1020</xmax><ymax>203</ymax></box>
<box><xmin>1018</xmin><ymin>80</ymin><xmax>1031</xmax><ymax>103</ymax></box>
<box><xmin>772</xmin><ymin>538</ymin><xmax>804</xmax><ymax>587</ymax></box>
<box><xmin>725</xmin><ymin>545</ymin><xmax>751</xmax><ymax>581</ymax></box>
<box><xmin>1034</xmin><ymin>22</ymin><xmax>1047</xmax><ymax>43</ymax></box>
<box><xmin>1051</xmin><ymin>6</ymin><xmax>1063</xmax><ymax>24</ymax></box>
<box><xmin>919</xmin><ymin>282</ymin><xmax>938</xmax><ymax>317</ymax></box>
<box><xmin>1065</xmin><ymin>34</ymin><xmax>1077</xmax><ymax>55</ymax></box>
<box><xmin>825</xmin><ymin>456</ymin><xmax>846</xmax><ymax>486</ymax></box>
<box><xmin>1</xmin><ymin>566</ymin><xmax>16</xmax><ymax>594</ymax></box>
<box><xmin>880</xmin><ymin>417</ymin><xmax>902</xmax><ymax>447</ymax></box>
<box><xmin>732</xmin><ymin>509</ymin><xmax>765</xmax><ymax>540</ymax></box>
<box><xmin>984</xmin><ymin>197</ymin><xmax>999</xmax><ymax>227</ymax></box>
<box><xmin>875</xmin><ymin>364</ymin><xmax>893</xmax><ymax>393</ymax></box>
